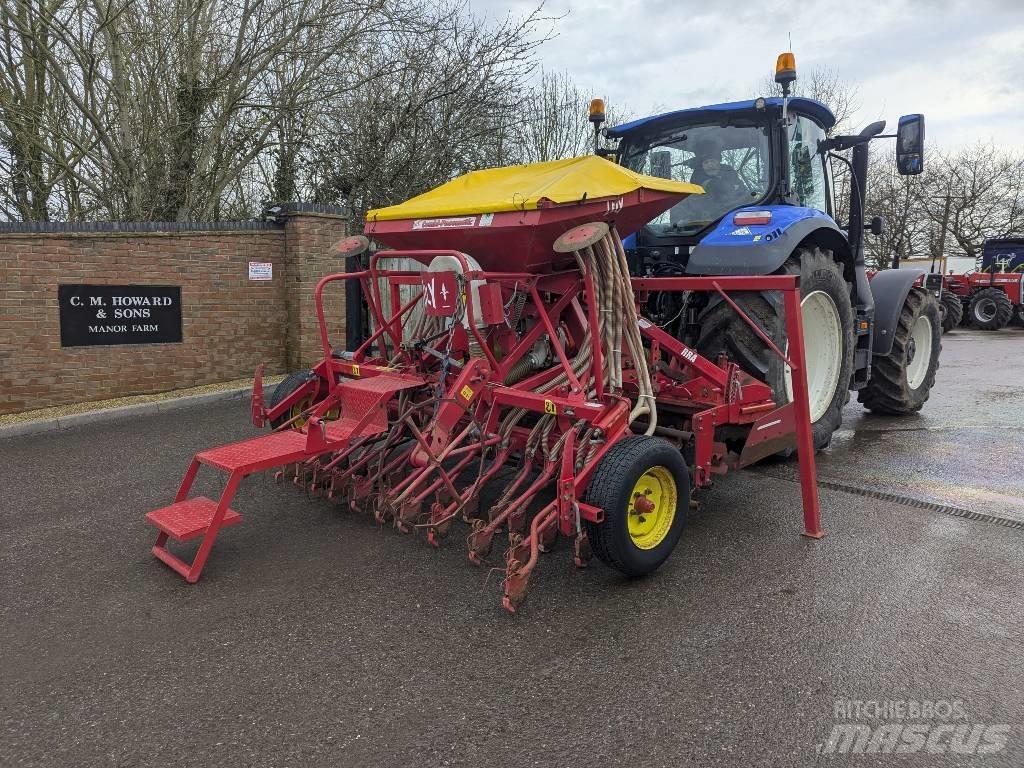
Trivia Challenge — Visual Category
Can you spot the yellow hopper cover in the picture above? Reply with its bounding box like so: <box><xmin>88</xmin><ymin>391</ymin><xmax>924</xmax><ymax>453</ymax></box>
<box><xmin>366</xmin><ymin>155</ymin><xmax>702</xmax><ymax>222</ymax></box>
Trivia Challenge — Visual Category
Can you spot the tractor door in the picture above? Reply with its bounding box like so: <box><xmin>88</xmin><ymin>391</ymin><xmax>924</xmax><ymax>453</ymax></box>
<box><xmin>788</xmin><ymin>114</ymin><xmax>831</xmax><ymax>217</ymax></box>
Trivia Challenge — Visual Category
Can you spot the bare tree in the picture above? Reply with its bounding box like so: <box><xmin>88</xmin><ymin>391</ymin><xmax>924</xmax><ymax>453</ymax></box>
<box><xmin>756</xmin><ymin>64</ymin><xmax>860</xmax><ymax>135</ymax></box>
<box><xmin>862</xmin><ymin>148</ymin><xmax>930</xmax><ymax>268</ymax></box>
<box><xmin>305</xmin><ymin>2</ymin><xmax>552</xmax><ymax>220</ymax></box>
<box><xmin>513</xmin><ymin>68</ymin><xmax>629</xmax><ymax>165</ymax></box>
<box><xmin>0</xmin><ymin>0</ymin><xmax>557</xmax><ymax>222</ymax></box>
<box><xmin>516</xmin><ymin>68</ymin><xmax>590</xmax><ymax>163</ymax></box>
<box><xmin>920</xmin><ymin>143</ymin><xmax>1024</xmax><ymax>262</ymax></box>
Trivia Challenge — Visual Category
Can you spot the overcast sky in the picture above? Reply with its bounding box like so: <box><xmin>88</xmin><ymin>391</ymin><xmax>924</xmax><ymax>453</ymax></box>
<box><xmin>471</xmin><ymin>0</ymin><xmax>1024</xmax><ymax>151</ymax></box>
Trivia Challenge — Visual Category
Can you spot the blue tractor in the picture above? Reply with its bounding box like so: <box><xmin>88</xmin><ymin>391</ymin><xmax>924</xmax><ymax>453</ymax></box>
<box><xmin>593</xmin><ymin>53</ymin><xmax>941</xmax><ymax>449</ymax></box>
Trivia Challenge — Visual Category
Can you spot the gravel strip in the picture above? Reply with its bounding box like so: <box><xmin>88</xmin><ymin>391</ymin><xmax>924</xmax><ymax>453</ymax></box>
<box><xmin>0</xmin><ymin>375</ymin><xmax>285</xmax><ymax>430</ymax></box>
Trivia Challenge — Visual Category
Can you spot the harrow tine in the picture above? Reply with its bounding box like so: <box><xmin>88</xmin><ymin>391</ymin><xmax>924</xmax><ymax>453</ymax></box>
<box><xmin>502</xmin><ymin>502</ymin><xmax>559</xmax><ymax>613</ymax></box>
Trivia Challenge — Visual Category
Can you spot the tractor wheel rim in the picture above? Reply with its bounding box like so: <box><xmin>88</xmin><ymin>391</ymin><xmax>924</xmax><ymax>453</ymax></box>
<box><xmin>784</xmin><ymin>290</ymin><xmax>843</xmax><ymax>424</ymax></box>
<box><xmin>906</xmin><ymin>314</ymin><xmax>933</xmax><ymax>390</ymax></box>
<box><xmin>975</xmin><ymin>299</ymin><xmax>996</xmax><ymax>322</ymax></box>
<box><xmin>627</xmin><ymin>466</ymin><xmax>677</xmax><ymax>550</ymax></box>
<box><xmin>290</xmin><ymin>398</ymin><xmax>312</xmax><ymax>428</ymax></box>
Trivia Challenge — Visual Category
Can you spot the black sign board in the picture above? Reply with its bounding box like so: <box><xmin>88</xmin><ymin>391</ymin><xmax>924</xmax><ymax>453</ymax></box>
<box><xmin>58</xmin><ymin>285</ymin><xmax>183</xmax><ymax>347</ymax></box>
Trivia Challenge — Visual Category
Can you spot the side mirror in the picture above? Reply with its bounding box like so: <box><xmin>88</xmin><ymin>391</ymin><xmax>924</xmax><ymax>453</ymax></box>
<box><xmin>867</xmin><ymin>216</ymin><xmax>884</xmax><ymax>236</ymax></box>
<box><xmin>896</xmin><ymin>114</ymin><xmax>925</xmax><ymax>175</ymax></box>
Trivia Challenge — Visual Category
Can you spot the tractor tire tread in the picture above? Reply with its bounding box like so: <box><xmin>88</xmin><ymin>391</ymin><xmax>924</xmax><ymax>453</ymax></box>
<box><xmin>940</xmin><ymin>292</ymin><xmax>963</xmax><ymax>333</ymax></box>
<box><xmin>858</xmin><ymin>288</ymin><xmax>941</xmax><ymax>415</ymax></box>
<box><xmin>968</xmin><ymin>287</ymin><xmax>1013</xmax><ymax>330</ymax></box>
<box><xmin>694</xmin><ymin>246</ymin><xmax>853</xmax><ymax>450</ymax></box>
<box><xmin>268</xmin><ymin>369</ymin><xmax>317</xmax><ymax>427</ymax></box>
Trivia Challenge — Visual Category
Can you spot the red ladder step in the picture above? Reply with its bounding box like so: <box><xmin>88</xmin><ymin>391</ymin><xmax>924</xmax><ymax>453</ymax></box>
<box><xmin>146</xmin><ymin>496</ymin><xmax>243</xmax><ymax>542</ymax></box>
<box><xmin>145</xmin><ymin>373</ymin><xmax>429</xmax><ymax>583</ymax></box>
<box><xmin>196</xmin><ymin>430</ymin><xmax>310</xmax><ymax>473</ymax></box>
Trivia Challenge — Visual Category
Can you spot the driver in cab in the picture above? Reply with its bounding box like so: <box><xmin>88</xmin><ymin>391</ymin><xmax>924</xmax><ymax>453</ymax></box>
<box><xmin>688</xmin><ymin>137</ymin><xmax>746</xmax><ymax>207</ymax></box>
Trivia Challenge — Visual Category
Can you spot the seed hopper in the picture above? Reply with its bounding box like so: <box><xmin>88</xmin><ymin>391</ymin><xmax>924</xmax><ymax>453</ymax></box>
<box><xmin>143</xmin><ymin>156</ymin><xmax>822</xmax><ymax>612</ymax></box>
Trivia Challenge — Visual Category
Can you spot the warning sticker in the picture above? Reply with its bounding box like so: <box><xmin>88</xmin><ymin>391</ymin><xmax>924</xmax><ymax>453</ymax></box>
<box><xmin>350</xmin><ymin>364</ymin><xmax>360</xmax><ymax>377</ymax></box>
<box><xmin>460</xmin><ymin>385</ymin><xmax>474</xmax><ymax>401</ymax></box>
<box><xmin>248</xmin><ymin>261</ymin><xmax>273</xmax><ymax>280</ymax></box>
<box><xmin>543</xmin><ymin>399</ymin><xmax>557</xmax><ymax>415</ymax></box>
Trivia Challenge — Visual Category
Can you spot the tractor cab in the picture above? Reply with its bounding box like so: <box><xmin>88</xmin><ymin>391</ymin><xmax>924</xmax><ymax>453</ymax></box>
<box><xmin>608</xmin><ymin>96</ymin><xmax>836</xmax><ymax>265</ymax></box>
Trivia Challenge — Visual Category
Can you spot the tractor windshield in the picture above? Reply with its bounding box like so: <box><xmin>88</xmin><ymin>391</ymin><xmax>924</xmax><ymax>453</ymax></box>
<box><xmin>619</xmin><ymin>122</ymin><xmax>771</xmax><ymax>236</ymax></box>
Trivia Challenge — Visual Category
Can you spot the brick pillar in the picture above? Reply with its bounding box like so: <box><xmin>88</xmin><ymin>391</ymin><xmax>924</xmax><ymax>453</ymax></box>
<box><xmin>281</xmin><ymin>204</ymin><xmax>348</xmax><ymax>370</ymax></box>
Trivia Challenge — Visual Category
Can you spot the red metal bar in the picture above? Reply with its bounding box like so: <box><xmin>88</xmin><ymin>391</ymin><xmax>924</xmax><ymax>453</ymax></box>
<box><xmin>528</xmin><ymin>283</ymin><xmax>583</xmax><ymax>393</ymax></box>
<box><xmin>632</xmin><ymin>275</ymin><xmax>800</xmax><ymax>292</ymax></box>
<box><xmin>711</xmin><ymin>281</ymin><xmax>792</xmax><ymax>366</ymax></box>
<box><xmin>174</xmin><ymin>459</ymin><xmax>201</xmax><ymax>503</ymax></box>
<box><xmin>782</xmin><ymin>287</ymin><xmax>823</xmax><ymax>538</ymax></box>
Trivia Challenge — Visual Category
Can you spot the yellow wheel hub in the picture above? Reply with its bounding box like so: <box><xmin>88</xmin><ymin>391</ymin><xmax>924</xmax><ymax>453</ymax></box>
<box><xmin>289</xmin><ymin>399</ymin><xmax>339</xmax><ymax>429</ymax></box>
<box><xmin>289</xmin><ymin>399</ymin><xmax>312</xmax><ymax>429</ymax></box>
<box><xmin>627</xmin><ymin>466</ymin><xmax>677</xmax><ymax>550</ymax></box>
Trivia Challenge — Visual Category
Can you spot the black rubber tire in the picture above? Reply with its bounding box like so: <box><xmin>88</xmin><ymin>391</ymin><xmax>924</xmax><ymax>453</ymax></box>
<box><xmin>958</xmin><ymin>297</ymin><xmax>972</xmax><ymax>325</ymax></box>
<box><xmin>694</xmin><ymin>246</ymin><xmax>854</xmax><ymax>450</ymax></box>
<box><xmin>858</xmin><ymin>288</ymin><xmax>941</xmax><ymax>415</ymax></box>
<box><xmin>968</xmin><ymin>287</ymin><xmax>1013</xmax><ymax>330</ymax></box>
<box><xmin>268</xmin><ymin>370</ymin><xmax>317</xmax><ymax>428</ymax></box>
<box><xmin>939</xmin><ymin>292</ymin><xmax>963</xmax><ymax>333</ymax></box>
<box><xmin>1011</xmin><ymin>305</ymin><xmax>1024</xmax><ymax>328</ymax></box>
<box><xmin>583</xmin><ymin>435</ymin><xmax>690</xmax><ymax>577</ymax></box>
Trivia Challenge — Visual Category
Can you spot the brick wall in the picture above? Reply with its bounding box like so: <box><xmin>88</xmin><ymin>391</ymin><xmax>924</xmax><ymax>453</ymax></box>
<box><xmin>284</xmin><ymin>210</ymin><xmax>349</xmax><ymax>370</ymax></box>
<box><xmin>0</xmin><ymin>206</ymin><xmax>347</xmax><ymax>415</ymax></box>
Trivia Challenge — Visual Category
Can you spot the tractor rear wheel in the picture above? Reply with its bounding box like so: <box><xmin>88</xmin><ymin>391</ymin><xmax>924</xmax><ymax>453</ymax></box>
<box><xmin>858</xmin><ymin>288</ymin><xmax>941</xmax><ymax>415</ymax></box>
<box><xmin>269</xmin><ymin>370</ymin><xmax>317</xmax><ymax>428</ymax></box>
<box><xmin>939</xmin><ymin>292</ymin><xmax>963</xmax><ymax>333</ymax></box>
<box><xmin>583</xmin><ymin>435</ymin><xmax>689</xmax><ymax>577</ymax></box>
<box><xmin>968</xmin><ymin>287</ymin><xmax>1012</xmax><ymax>330</ymax></box>
<box><xmin>695</xmin><ymin>246</ymin><xmax>854</xmax><ymax>450</ymax></box>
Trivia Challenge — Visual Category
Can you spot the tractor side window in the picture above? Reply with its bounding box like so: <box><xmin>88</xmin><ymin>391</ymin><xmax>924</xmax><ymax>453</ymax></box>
<box><xmin>790</xmin><ymin>116</ymin><xmax>828</xmax><ymax>213</ymax></box>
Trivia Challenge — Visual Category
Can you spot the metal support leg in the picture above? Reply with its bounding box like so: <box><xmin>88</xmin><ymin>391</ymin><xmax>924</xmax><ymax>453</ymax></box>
<box><xmin>186</xmin><ymin>472</ymin><xmax>243</xmax><ymax>583</ymax></box>
<box><xmin>782</xmin><ymin>287</ymin><xmax>824</xmax><ymax>538</ymax></box>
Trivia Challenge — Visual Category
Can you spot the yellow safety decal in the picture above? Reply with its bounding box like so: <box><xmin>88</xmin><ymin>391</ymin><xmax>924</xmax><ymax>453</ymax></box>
<box><xmin>351</xmin><ymin>364</ymin><xmax>360</xmax><ymax>377</ymax></box>
<box><xmin>544</xmin><ymin>399</ymin><xmax>557</xmax><ymax>415</ymax></box>
<box><xmin>460</xmin><ymin>385</ymin><xmax>474</xmax><ymax>401</ymax></box>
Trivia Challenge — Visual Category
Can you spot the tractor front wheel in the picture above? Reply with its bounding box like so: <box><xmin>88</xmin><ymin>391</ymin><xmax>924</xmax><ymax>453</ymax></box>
<box><xmin>583</xmin><ymin>436</ymin><xmax>690</xmax><ymax>577</ymax></box>
<box><xmin>858</xmin><ymin>288</ymin><xmax>941</xmax><ymax>415</ymax></box>
<box><xmin>968</xmin><ymin>288</ymin><xmax>1013</xmax><ymax>330</ymax></box>
<box><xmin>939</xmin><ymin>292</ymin><xmax>963</xmax><ymax>333</ymax></box>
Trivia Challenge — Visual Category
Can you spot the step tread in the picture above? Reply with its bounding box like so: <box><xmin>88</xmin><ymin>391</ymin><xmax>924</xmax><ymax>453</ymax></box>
<box><xmin>337</xmin><ymin>375</ymin><xmax>419</xmax><ymax>425</ymax></box>
<box><xmin>146</xmin><ymin>496</ymin><xmax>242</xmax><ymax>542</ymax></box>
<box><xmin>197</xmin><ymin>429</ymin><xmax>309</xmax><ymax>472</ymax></box>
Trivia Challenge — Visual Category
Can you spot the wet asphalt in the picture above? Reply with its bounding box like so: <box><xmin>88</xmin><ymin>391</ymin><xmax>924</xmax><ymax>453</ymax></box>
<box><xmin>1</xmin><ymin>329</ymin><xmax>1022</xmax><ymax>767</ymax></box>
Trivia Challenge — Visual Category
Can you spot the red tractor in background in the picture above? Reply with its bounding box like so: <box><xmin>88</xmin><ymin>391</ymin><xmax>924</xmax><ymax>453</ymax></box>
<box><xmin>942</xmin><ymin>237</ymin><xmax>1024</xmax><ymax>331</ymax></box>
<box><xmin>944</xmin><ymin>270</ymin><xmax>1024</xmax><ymax>330</ymax></box>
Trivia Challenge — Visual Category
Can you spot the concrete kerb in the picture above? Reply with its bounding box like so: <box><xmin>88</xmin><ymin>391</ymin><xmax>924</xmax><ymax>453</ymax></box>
<box><xmin>0</xmin><ymin>387</ymin><xmax>251</xmax><ymax>440</ymax></box>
